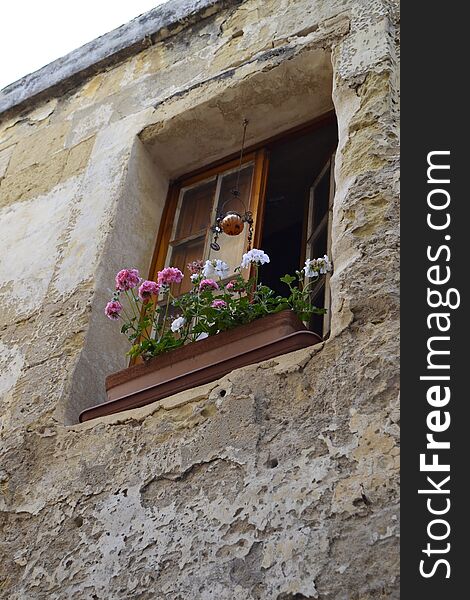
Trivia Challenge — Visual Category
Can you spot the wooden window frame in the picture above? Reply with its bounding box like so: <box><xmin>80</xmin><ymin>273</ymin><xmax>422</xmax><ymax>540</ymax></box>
<box><xmin>304</xmin><ymin>153</ymin><xmax>336</xmax><ymax>338</ymax></box>
<box><xmin>149</xmin><ymin>149</ymin><xmax>269</xmax><ymax>283</ymax></box>
<box><xmin>148</xmin><ymin>111</ymin><xmax>335</xmax><ymax>283</ymax></box>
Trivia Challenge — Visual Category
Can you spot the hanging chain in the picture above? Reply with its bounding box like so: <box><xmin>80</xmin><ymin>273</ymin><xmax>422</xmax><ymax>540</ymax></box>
<box><xmin>235</xmin><ymin>119</ymin><xmax>249</xmax><ymax>195</ymax></box>
<box><xmin>211</xmin><ymin>119</ymin><xmax>250</xmax><ymax>252</ymax></box>
<box><xmin>246</xmin><ymin>213</ymin><xmax>254</xmax><ymax>251</ymax></box>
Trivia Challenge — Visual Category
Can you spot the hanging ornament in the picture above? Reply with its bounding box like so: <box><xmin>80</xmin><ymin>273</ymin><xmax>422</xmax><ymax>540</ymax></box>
<box><xmin>221</xmin><ymin>212</ymin><xmax>244</xmax><ymax>236</ymax></box>
<box><xmin>210</xmin><ymin>119</ymin><xmax>254</xmax><ymax>251</ymax></box>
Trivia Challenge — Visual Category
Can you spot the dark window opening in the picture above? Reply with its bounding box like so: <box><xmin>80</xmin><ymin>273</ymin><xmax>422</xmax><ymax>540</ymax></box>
<box><xmin>259</xmin><ymin>120</ymin><xmax>337</xmax><ymax>336</ymax></box>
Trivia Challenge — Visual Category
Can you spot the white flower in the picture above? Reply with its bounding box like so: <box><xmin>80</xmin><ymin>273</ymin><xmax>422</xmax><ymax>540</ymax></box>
<box><xmin>319</xmin><ymin>255</ymin><xmax>332</xmax><ymax>274</ymax></box>
<box><xmin>304</xmin><ymin>255</ymin><xmax>332</xmax><ymax>278</ymax></box>
<box><xmin>240</xmin><ymin>249</ymin><xmax>270</xmax><ymax>269</ymax></box>
<box><xmin>202</xmin><ymin>259</ymin><xmax>230</xmax><ymax>280</ymax></box>
<box><xmin>202</xmin><ymin>260</ymin><xmax>217</xmax><ymax>278</ymax></box>
<box><xmin>190</xmin><ymin>273</ymin><xmax>200</xmax><ymax>283</ymax></box>
<box><xmin>304</xmin><ymin>259</ymin><xmax>319</xmax><ymax>278</ymax></box>
<box><xmin>171</xmin><ymin>316</ymin><xmax>185</xmax><ymax>333</ymax></box>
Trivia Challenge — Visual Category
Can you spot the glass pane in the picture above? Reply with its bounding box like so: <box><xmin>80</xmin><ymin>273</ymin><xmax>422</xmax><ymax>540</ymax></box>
<box><xmin>174</xmin><ymin>178</ymin><xmax>217</xmax><ymax>241</ymax></box>
<box><xmin>312</xmin><ymin>165</ymin><xmax>330</xmax><ymax>231</ymax></box>
<box><xmin>311</xmin><ymin>223</ymin><xmax>328</xmax><ymax>262</ymax></box>
<box><xmin>208</xmin><ymin>164</ymin><xmax>254</xmax><ymax>276</ymax></box>
<box><xmin>306</xmin><ymin>164</ymin><xmax>330</xmax><ymax>262</ymax></box>
<box><xmin>169</xmin><ymin>238</ymin><xmax>205</xmax><ymax>296</ymax></box>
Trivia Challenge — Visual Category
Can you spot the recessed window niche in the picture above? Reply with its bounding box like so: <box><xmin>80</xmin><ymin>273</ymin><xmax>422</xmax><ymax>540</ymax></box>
<box><xmin>64</xmin><ymin>47</ymin><xmax>335</xmax><ymax>424</ymax></box>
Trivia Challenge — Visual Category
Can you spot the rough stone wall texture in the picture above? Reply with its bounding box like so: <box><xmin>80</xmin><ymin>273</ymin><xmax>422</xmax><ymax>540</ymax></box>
<box><xmin>0</xmin><ymin>0</ymin><xmax>400</xmax><ymax>598</ymax></box>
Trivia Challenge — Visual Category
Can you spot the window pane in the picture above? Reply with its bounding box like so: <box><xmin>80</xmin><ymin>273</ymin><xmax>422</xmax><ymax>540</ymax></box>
<box><xmin>216</xmin><ymin>163</ymin><xmax>254</xmax><ymax>216</ymax></box>
<box><xmin>306</xmin><ymin>164</ymin><xmax>330</xmax><ymax>260</ymax></box>
<box><xmin>208</xmin><ymin>164</ymin><xmax>254</xmax><ymax>276</ymax></box>
<box><xmin>305</xmin><ymin>159</ymin><xmax>333</xmax><ymax>337</ymax></box>
<box><xmin>174</xmin><ymin>178</ymin><xmax>217</xmax><ymax>240</ymax></box>
<box><xmin>169</xmin><ymin>238</ymin><xmax>205</xmax><ymax>296</ymax></box>
<box><xmin>312</xmin><ymin>165</ymin><xmax>330</xmax><ymax>233</ymax></box>
<box><xmin>311</xmin><ymin>223</ymin><xmax>328</xmax><ymax>262</ymax></box>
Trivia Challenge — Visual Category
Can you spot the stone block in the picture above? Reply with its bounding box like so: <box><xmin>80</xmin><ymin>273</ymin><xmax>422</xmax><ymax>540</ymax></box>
<box><xmin>65</xmin><ymin>102</ymin><xmax>114</xmax><ymax>147</ymax></box>
<box><xmin>7</xmin><ymin>122</ymin><xmax>69</xmax><ymax>173</ymax></box>
<box><xmin>0</xmin><ymin>149</ymin><xmax>69</xmax><ymax>208</ymax></box>
<box><xmin>62</xmin><ymin>135</ymin><xmax>95</xmax><ymax>180</ymax></box>
<box><xmin>0</xmin><ymin>144</ymin><xmax>14</xmax><ymax>179</ymax></box>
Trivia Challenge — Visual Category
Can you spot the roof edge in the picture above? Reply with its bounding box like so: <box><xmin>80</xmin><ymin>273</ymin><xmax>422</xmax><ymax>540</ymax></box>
<box><xmin>0</xmin><ymin>0</ymin><xmax>241</xmax><ymax>120</ymax></box>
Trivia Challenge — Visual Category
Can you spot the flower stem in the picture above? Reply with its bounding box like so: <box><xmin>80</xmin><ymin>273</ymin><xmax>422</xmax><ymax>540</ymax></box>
<box><xmin>160</xmin><ymin>287</ymin><xmax>172</xmax><ymax>341</ymax></box>
<box><xmin>125</xmin><ymin>290</ymin><xmax>139</xmax><ymax>321</ymax></box>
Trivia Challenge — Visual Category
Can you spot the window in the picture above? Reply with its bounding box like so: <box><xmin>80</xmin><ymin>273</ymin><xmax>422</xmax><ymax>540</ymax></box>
<box><xmin>150</xmin><ymin>113</ymin><xmax>337</xmax><ymax>337</ymax></box>
<box><xmin>152</xmin><ymin>150</ymin><xmax>267</xmax><ymax>297</ymax></box>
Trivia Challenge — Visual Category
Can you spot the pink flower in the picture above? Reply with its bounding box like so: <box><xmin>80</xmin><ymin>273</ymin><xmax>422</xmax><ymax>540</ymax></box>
<box><xmin>199</xmin><ymin>279</ymin><xmax>219</xmax><ymax>292</ymax></box>
<box><xmin>157</xmin><ymin>267</ymin><xmax>184</xmax><ymax>286</ymax></box>
<box><xmin>138</xmin><ymin>280</ymin><xmax>160</xmax><ymax>300</ymax></box>
<box><xmin>226</xmin><ymin>280</ymin><xmax>244</xmax><ymax>293</ymax></box>
<box><xmin>105</xmin><ymin>300</ymin><xmax>123</xmax><ymax>320</ymax></box>
<box><xmin>211</xmin><ymin>300</ymin><xmax>227</xmax><ymax>309</ymax></box>
<box><xmin>115</xmin><ymin>268</ymin><xmax>140</xmax><ymax>291</ymax></box>
<box><xmin>187</xmin><ymin>259</ymin><xmax>204</xmax><ymax>275</ymax></box>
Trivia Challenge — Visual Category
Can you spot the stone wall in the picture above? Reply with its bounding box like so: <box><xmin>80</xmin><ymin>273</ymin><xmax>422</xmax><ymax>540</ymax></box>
<box><xmin>0</xmin><ymin>0</ymin><xmax>400</xmax><ymax>598</ymax></box>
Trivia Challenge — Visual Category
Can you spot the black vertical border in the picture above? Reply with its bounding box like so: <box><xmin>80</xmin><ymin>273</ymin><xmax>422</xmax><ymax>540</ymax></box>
<box><xmin>401</xmin><ymin>2</ymin><xmax>468</xmax><ymax>596</ymax></box>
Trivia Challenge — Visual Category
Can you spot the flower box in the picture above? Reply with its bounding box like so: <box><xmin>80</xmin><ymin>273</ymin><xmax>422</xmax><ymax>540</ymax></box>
<box><xmin>79</xmin><ymin>310</ymin><xmax>321</xmax><ymax>422</ymax></box>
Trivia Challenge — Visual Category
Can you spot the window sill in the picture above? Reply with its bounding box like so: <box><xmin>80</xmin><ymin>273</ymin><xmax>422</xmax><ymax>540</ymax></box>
<box><xmin>79</xmin><ymin>311</ymin><xmax>321</xmax><ymax>423</ymax></box>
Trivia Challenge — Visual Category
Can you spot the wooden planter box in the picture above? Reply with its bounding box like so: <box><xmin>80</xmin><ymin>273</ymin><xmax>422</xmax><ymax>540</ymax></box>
<box><xmin>79</xmin><ymin>310</ymin><xmax>322</xmax><ymax>423</ymax></box>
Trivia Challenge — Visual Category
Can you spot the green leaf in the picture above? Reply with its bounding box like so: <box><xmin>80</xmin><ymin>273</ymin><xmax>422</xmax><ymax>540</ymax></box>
<box><xmin>280</xmin><ymin>274</ymin><xmax>296</xmax><ymax>285</ymax></box>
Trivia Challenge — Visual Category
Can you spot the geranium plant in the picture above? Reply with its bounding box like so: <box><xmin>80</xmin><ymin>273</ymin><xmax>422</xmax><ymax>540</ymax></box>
<box><xmin>105</xmin><ymin>250</ymin><xmax>332</xmax><ymax>360</ymax></box>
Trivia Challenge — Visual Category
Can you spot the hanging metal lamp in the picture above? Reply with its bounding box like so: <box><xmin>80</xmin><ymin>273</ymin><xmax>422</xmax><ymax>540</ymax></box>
<box><xmin>210</xmin><ymin>119</ymin><xmax>254</xmax><ymax>251</ymax></box>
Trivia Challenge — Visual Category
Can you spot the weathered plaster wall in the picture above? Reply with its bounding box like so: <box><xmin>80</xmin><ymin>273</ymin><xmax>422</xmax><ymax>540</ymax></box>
<box><xmin>0</xmin><ymin>0</ymin><xmax>400</xmax><ymax>598</ymax></box>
